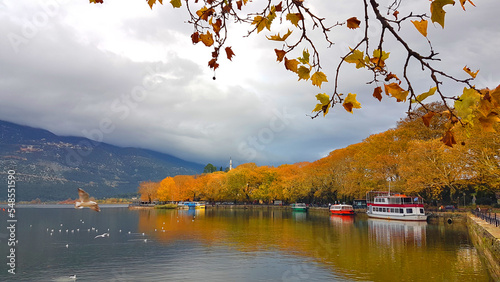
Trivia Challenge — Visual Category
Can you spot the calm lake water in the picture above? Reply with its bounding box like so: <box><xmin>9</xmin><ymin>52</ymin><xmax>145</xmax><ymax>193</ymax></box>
<box><xmin>0</xmin><ymin>205</ymin><xmax>493</xmax><ymax>281</ymax></box>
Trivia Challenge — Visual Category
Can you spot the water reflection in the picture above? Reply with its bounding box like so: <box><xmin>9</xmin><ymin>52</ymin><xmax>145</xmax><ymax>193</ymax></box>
<box><xmin>330</xmin><ymin>214</ymin><xmax>355</xmax><ymax>225</ymax></box>
<box><xmin>0</xmin><ymin>206</ymin><xmax>492</xmax><ymax>281</ymax></box>
<box><xmin>368</xmin><ymin>219</ymin><xmax>427</xmax><ymax>247</ymax></box>
<box><xmin>292</xmin><ymin>211</ymin><xmax>307</xmax><ymax>221</ymax></box>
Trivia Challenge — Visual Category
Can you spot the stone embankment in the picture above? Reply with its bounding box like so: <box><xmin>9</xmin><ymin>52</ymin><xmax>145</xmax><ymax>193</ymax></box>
<box><xmin>467</xmin><ymin>213</ymin><xmax>500</xmax><ymax>281</ymax></box>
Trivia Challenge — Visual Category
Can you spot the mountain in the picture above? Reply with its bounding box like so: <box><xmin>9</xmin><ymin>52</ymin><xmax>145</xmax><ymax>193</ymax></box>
<box><xmin>0</xmin><ymin>120</ymin><xmax>204</xmax><ymax>201</ymax></box>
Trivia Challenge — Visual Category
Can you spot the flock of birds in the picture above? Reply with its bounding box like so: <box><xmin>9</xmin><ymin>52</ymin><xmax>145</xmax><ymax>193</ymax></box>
<box><xmin>40</xmin><ymin>188</ymin><xmax>197</xmax><ymax>280</ymax></box>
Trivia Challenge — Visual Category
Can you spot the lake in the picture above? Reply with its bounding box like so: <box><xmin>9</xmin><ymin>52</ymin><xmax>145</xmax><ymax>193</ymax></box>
<box><xmin>0</xmin><ymin>205</ymin><xmax>493</xmax><ymax>281</ymax></box>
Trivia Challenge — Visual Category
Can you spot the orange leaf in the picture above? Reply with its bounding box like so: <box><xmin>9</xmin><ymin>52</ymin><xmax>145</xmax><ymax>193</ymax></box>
<box><xmin>275</xmin><ymin>49</ymin><xmax>286</xmax><ymax>62</ymax></box>
<box><xmin>463</xmin><ymin>66</ymin><xmax>479</xmax><ymax>78</ymax></box>
<box><xmin>440</xmin><ymin>130</ymin><xmax>457</xmax><ymax>147</ymax></box>
<box><xmin>346</xmin><ymin>17</ymin><xmax>361</xmax><ymax>29</ymax></box>
<box><xmin>373</xmin><ymin>86</ymin><xmax>383</xmax><ymax>101</ymax></box>
<box><xmin>236</xmin><ymin>0</ymin><xmax>242</xmax><ymax>10</ymax></box>
<box><xmin>385</xmin><ymin>72</ymin><xmax>400</xmax><ymax>82</ymax></box>
<box><xmin>393</xmin><ymin>11</ymin><xmax>399</xmax><ymax>20</ymax></box>
<box><xmin>460</xmin><ymin>0</ymin><xmax>475</xmax><ymax>10</ymax></box>
<box><xmin>384</xmin><ymin>83</ymin><xmax>409</xmax><ymax>102</ymax></box>
<box><xmin>225</xmin><ymin>47</ymin><xmax>235</xmax><ymax>61</ymax></box>
<box><xmin>284</xmin><ymin>57</ymin><xmax>299</xmax><ymax>73</ymax></box>
<box><xmin>411</xmin><ymin>19</ymin><xmax>428</xmax><ymax>37</ymax></box>
<box><xmin>191</xmin><ymin>32</ymin><xmax>200</xmax><ymax>44</ymax></box>
<box><xmin>422</xmin><ymin>112</ymin><xmax>436</xmax><ymax>127</ymax></box>
<box><xmin>479</xmin><ymin>113</ymin><xmax>500</xmax><ymax>132</ymax></box>
<box><xmin>200</xmin><ymin>31</ymin><xmax>214</xmax><ymax>47</ymax></box>
<box><xmin>208</xmin><ymin>58</ymin><xmax>219</xmax><ymax>70</ymax></box>
<box><xmin>212</xmin><ymin>19</ymin><xmax>222</xmax><ymax>35</ymax></box>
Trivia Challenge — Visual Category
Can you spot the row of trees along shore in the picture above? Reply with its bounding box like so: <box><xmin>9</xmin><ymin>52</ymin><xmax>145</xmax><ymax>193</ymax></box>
<box><xmin>139</xmin><ymin>102</ymin><xmax>499</xmax><ymax>206</ymax></box>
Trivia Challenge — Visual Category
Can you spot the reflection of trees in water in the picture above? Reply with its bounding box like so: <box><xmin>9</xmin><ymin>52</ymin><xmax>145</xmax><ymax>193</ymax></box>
<box><xmin>136</xmin><ymin>209</ymin><xmax>489</xmax><ymax>281</ymax></box>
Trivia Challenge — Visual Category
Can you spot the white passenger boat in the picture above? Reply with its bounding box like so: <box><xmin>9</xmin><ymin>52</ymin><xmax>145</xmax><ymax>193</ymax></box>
<box><xmin>366</xmin><ymin>191</ymin><xmax>427</xmax><ymax>221</ymax></box>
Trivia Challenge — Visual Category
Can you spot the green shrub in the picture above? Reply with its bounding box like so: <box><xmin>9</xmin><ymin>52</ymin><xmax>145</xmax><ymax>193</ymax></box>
<box><xmin>154</xmin><ymin>204</ymin><xmax>177</xmax><ymax>209</ymax></box>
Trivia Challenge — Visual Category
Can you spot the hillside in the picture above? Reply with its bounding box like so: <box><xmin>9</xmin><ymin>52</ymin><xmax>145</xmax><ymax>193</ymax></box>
<box><xmin>0</xmin><ymin>120</ymin><xmax>203</xmax><ymax>201</ymax></box>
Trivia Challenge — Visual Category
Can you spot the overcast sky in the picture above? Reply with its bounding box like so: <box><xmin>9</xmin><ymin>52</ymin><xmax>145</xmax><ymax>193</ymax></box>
<box><xmin>1</xmin><ymin>0</ymin><xmax>499</xmax><ymax>167</ymax></box>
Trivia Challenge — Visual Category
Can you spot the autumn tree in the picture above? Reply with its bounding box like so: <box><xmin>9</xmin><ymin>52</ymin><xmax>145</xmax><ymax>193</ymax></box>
<box><xmin>90</xmin><ymin>0</ymin><xmax>499</xmax><ymax>147</ymax></box>
<box><xmin>157</xmin><ymin>176</ymin><xmax>176</xmax><ymax>202</ymax></box>
<box><xmin>138</xmin><ymin>180</ymin><xmax>159</xmax><ymax>203</ymax></box>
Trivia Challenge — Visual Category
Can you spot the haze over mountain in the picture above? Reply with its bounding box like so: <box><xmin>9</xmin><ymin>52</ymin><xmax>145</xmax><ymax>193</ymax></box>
<box><xmin>0</xmin><ymin>120</ymin><xmax>203</xmax><ymax>201</ymax></box>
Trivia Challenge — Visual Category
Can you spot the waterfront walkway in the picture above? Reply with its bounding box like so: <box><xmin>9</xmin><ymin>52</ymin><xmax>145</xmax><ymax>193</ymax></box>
<box><xmin>469</xmin><ymin>212</ymin><xmax>500</xmax><ymax>239</ymax></box>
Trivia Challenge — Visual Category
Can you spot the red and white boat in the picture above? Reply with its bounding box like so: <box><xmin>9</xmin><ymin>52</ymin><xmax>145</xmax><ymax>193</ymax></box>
<box><xmin>366</xmin><ymin>191</ymin><xmax>427</xmax><ymax>221</ymax></box>
<box><xmin>330</xmin><ymin>204</ymin><xmax>355</xmax><ymax>215</ymax></box>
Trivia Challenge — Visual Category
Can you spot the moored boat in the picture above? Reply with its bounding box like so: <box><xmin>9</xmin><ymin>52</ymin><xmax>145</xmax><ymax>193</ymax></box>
<box><xmin>330</xmin><ymin>204</ymin><xmax>355</xmax><ymax>215</ymax></box>
<box><xmin>366</xmin><ymin>191</ymin><xmax>428</xmax><ymax>221</ymax></box>
<box><xmin>291</xmin><ymin>203</ymin><xmax>308</xmax><ymax>212</ymax></box>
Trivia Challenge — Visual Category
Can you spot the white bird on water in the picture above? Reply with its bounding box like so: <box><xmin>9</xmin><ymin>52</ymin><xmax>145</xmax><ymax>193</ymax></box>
<box><xmin>74</xmin><ymin>188</ymin><xmax>100</xmax><ymax>212</ymax></box>
<box><xmin>69</xmin><ymin>274</ymin><xmax>76</xmax><ymax>279</ymax></box>
<box><xmin>94</xmin><ymin>233</ymin><xmax>109</xmax><ymax>239</ymax></box>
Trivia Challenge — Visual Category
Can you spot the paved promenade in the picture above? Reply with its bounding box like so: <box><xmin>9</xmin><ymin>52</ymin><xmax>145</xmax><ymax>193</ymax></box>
<box><xmin>469</xmin><ymin>213</ymin><xmax>500</xmax><ymax>239</ymax></box>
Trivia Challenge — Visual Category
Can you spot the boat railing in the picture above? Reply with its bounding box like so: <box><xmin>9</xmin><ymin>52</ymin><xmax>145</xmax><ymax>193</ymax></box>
<box><xmin>366</xmin><ymin>191</ymin><xmax>424</xmax><ymax>205</ymax></box>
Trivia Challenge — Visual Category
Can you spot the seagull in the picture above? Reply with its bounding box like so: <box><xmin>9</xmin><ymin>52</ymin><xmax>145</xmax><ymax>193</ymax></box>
<box><xmin>75</xmin><ymin>188</ymin><xmax>100</xmax><ymax>212</ymax></box>
<box><xmin>65</xmin><ymin>244</ymin><xmax>69</xmax><ymax>248</ymax></box>
<box><xmin>69</xmin><ymin>274</ymin><xmax>76</xmax><ymax>279</ymax></box>
<box><xmin>94</xmin><ymin>233</ymin><xmax>109</xmax><ymax>239</ymax></box>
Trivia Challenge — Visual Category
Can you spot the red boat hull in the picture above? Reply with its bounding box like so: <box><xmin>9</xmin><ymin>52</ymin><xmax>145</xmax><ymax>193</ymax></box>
<box><xmin>330</xmin><ymin>210</ymin><xmax>355</xmax><ymax>215</ymax></box>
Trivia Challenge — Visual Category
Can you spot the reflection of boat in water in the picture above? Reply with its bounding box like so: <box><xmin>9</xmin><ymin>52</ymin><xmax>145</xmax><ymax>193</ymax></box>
<box><xmin>182</xmin><ymin>202</ymin><xmax>206</xmax><ymax>209</ymax></box>
<box><xmin>329</xmin><ymin>214</ymin><xmax>354</xmax><ymax>224</ymax></box>
<box><xmin>368</xmin><ymin>218</ymin><xmax>427</xmax><ymax>247</ymax></box>
<box><xmin>292</xmin><ymin>211</ymin><xmax>307</xmax><ymax>221</ymax></box>
<box><xmin>366</xmin><ymin>191</ymin><xmax>427</xmax><ymax>221</ymax></box>
<box><xmin>330</xmin><ymin>204</ymin><xmax>355</xmax><ymax>215</ymax></box>
<box><xmin>291</xmin><ymin>203</ymin><xmax>308</xmax><ymax>212</ymax></box>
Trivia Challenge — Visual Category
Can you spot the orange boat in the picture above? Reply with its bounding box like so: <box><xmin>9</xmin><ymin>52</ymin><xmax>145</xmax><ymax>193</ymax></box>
<box><xmin>330</xmin><ymin>204</ymin><xmax>355</xmax><ymax>215</ymax></box>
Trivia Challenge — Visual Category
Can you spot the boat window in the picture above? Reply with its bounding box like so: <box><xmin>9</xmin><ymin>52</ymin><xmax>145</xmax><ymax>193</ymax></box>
<box><xmin>403</xmin><ymin>198</ymin><xmax>411</xmax><ymax>203</ymax></box>
<box><xmin>406</xmin><ymin>208</ymin><xmax>413</xmax><ymax>214</ymax></box>
<box><xmin>420</xmin><ymin>208</ymin><xmax>424</xmax><ymax>214</ymax></box>
<box><xmin>400</xmin><ymin>209</ymin><xmax>404</xmax><ymax>213</ymax></box>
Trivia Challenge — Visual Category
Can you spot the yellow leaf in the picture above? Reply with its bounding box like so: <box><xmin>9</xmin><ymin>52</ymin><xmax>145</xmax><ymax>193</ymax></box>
<box><xmin>455</xmin><ymin>87</ymin><xmax>480</xmax><ymax>124</ymax></box>
<box><xmin>297</xmin><ymin>66</ymin><xmax>310</xmax><ymax>81</ymax></box>
<box><xmin>384</xmin><ymin>83</ymin><xmax>409</xmax><ymax>102</ymax></box>
<box><xmin>372</xmin><ymin>49</ymin><xmax>390</xmax><ymax>61</ymax></box>
<box><xmin>315</xmin><ymin>93</ymin><xmax>330</xmax><ymax>105</ymax></box>
<box><xmin>286</xmin><ymin>13</ymin><xmax>302</xmax><ymax>27</ymax></box>
<box><xmin>170</xmin><ymin>0</ymin><xmax>181</xmax><ymax>8</ymax></box>
<box><xmin>200</xmin><ymin>31</ymin><xmax>214</xmax><ymax>47</ymax></box>
<box><xmin>346</xmin><ymin>17</ymin><xmax>361</xmax><ymax>29</ymax></box>
<box><xmin>411</xmin><ymin>19</ymin><xmax>428</xmax><ymax>37</ymax></box>
<box><xmin>412</xmin><ymin>87</ymin><xmax>437</xmax><ymax>103</ymax></box>
<box><xmin>252</xmin><ymin>16</ymin><xmax>270</xmax><ymax>33</ymax></box>
<box><xmin>345</xmin><ymin>49</ymin><xmax>365</xmax><ymax>69</ymax></box>
<box><xmin>313</xmin><ymin>93</ymin><xmax>330</xmax><ymax>116</ymax></box>
<box><xmin>343</xmin><ymin>93</ymin><xmax>362</xmax><ymax>113</ymax></box>
<box><xmin>430</xmin><ymin>0</ymin><xmax>455</xmax><ymax>28</ymax></box>
<box><xmin>266</xmin><ymin>29</ymin><xmax>292</xmax><ymax>41</ymax></box>
<box><xmin>311</xmin><ymin>71</ymin><xmax>328</xmax><ymax>88</ymax></box>
<box><xmin>284</xmin><ymin>57</ymin><xmax>299</xmax><ymax>73</ymax></box>
<box><xmin>463</xmin><ymin>66</ymin><xmax>479</xmax><ymax>78</ymax></box>
<box><xmin>197</xmin><ymin>7</ymin><xmax>215</xmax><ymax>21</ymax></box>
